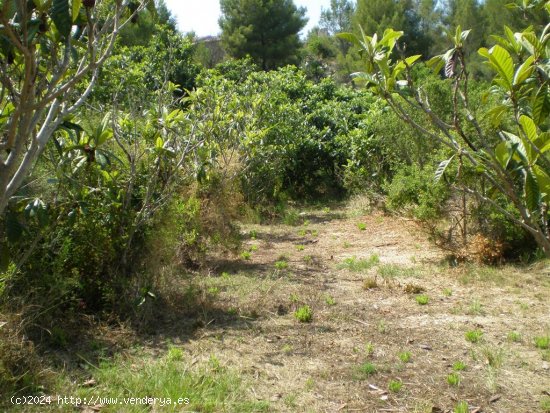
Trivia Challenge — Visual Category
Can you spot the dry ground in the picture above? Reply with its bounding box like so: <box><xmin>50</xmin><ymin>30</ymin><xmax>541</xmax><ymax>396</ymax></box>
<box><xmin>151</xmin><ymin>203</ymin><xmax>550</xmax><ymax>413</ymax></box>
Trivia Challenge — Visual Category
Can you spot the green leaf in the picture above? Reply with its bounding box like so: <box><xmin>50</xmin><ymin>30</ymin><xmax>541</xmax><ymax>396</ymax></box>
<box><xmin>479</xmin><ymin>45</ymin><xmax>514</xmax><ymax>89</ymax></box>
<box><xmin>336</xmin><ymin>32</ymin><xmax>361</xmax><ymax>49</ymax></box>
<box><xmin>525</xmin><ymin>170</ymin><xmax>540</xmax><ymax>212</ymax></box>
<box><xmin>502</xmin><ymin>131</ymin><xmax>529</xmax><ymax>163</ymax></box>
<box><xmin>51</xmin><ymin>0</ymin><xmax>72</xmax><ymax>37</ymax></box>
<box><xmin>513</xmin><ymin>55</ymin><xmax>534</xmax><ymax>86</ymax></box>
<box><xmin>495</xmin><ymin>141</ymin><xmax>512</xmax><ymax>169</ymax></box>
<box><xmin>434</xmin><ymin>155</ymin><xmax>455</xmax><ymax>183</ymax></box>
<box><xmin>532</xmin><ymin>86</ymin><xmax>550</xmax><ymax>126</ymax></box>
<box><xmin>533</xmin><ymin>165</ymin><xmax>550</xmax><ymax>201</ymax></box>
<box><xmin>72</xmin><ymin>0</ymin><xmax>81</xmax><ymax>22</ymax></box>
<box><xmin>519</xmin><ymin>115</ymin><xmax>537</xmax><ymax>142</ymax></box>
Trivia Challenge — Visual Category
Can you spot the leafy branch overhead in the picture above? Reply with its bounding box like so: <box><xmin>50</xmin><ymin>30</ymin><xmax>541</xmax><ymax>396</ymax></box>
<box><xmin>338</xmin><ymin>1</ymin><xmax>550</xmax><ymax>256</ymax></box>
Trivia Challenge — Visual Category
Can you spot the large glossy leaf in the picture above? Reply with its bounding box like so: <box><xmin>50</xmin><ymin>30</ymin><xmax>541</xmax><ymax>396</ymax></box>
<box><xmin>513</xmin><ymin>55</ymin><xmax>534</xmax><ymax>86</ymax></box>
<box><xmin>51</xmin><ymin>0</ymin><xmax>72</xmax><ymax>37</ymax></box>
<box><xmin>434</xmin><ymin>155</ymin><xmax>455</xmax><ymax>183</ymax></box>
<box><xmin>495</xmin><ymin>141</ymin><xmax>512</xmax><ymax>169</ymax></box>
<box><xmin>532</xmin><ymin>85</ymin><xmax>550</xmax><ymax>126</ymax></box>
<box><xmin>525</xmin><ymin>170</ymin><xmax>540</xmax><ymax>212</ymax></box>
<box><xmin>479</xmin><ymin>45</ymin><xmax>514</xmax><ymax>90</ymax></box>
<box><xmin>72</xmin><ymin>0</ymin><xmax>82</xmax><ymax>22</ymax></box>
<box><xmin>519</xmin><ymin>115</ymin><xmax>537</xmax><ymax>142</ymax></box>
<box><xmin>533</xmin><ymin>165</ymin><xmax>550</xmax><ymax>201</ymax></box>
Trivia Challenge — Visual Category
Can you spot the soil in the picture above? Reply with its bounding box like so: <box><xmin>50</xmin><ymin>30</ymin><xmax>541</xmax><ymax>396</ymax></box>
<box><xmin>151</xmin><ymin>204</ymin><xmax>550</xmax><ymax>412</ymax></box>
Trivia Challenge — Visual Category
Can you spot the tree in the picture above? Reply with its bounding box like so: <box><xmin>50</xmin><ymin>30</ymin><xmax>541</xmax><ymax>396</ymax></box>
<box><xmin>219</xmin><ymin>0</ymin><xmax>307</xmax><ymax>70</ymax></box>
<box><xmin>338</xmin><ymin>0</ymin><xmax>550</xmax><ymax>256</ymax></box>
<box><xmin>353</xmin><ymin>0</ymin><xmax>430</xmax><ymax>56</ymax></box>
<box><xmin>0</xmin><ymin>0</ymin><xmax>152</xmax><ymax>215</ymax></box>
<box><xmin>319</xmin><ymin>0</ymin><xmax>355</xmax><ymax>55</ymax></box>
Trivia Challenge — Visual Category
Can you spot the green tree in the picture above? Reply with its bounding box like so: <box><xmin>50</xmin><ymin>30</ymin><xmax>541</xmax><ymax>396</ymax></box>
<box><xmin>339</xmin><ymin>0</ymin><xmax>550</xmax><ymax>256</ymax></box>
<box><xmin>354</xmin><ymin>0</ymin><xmax>430</xmax><ymax>56</ymax></box>
<box><xmin>219</xmin><ymin>0</ymin><xmax>307</xmax><ymax>70</ymax></box>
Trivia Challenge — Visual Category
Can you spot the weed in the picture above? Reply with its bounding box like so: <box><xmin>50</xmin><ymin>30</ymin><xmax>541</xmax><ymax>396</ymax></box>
<box><xmin>452</xmin><ymin>361</ymin><xmax>466</xmax><ymax>371</ymax></box>
<box><xmin>398</xmin><ymin>351</ymin><xmax>412</xmax><ymax>363</ymax></box>
<box><xmin>282</xmin><ymin>344</ymin><xmax>293</xmax><ymax>354</ymax></box>
<box><xmin>388</xmin><ymin>379</ymin><xmax>403</xmax><ymax>392</ymax></box>
<box><xmin>447</xmin><ymin>372</ymin><xmax>461</xmax><ymax>386</ymax></box>
<box><xmin>283</xmin><ymin>393</ymin><xmax>297</xmax><ymax>408</ymax></box>
<box><xmin>480</xmin><ymin>346</ymin><xmax>504</xmax><ymax>368</ymax></box>
<box><xmin>541</xmin><ymin>396</ymin><xmax>550</xmax><ymax>412</ymax></box>
<box><xmin>507</xmin><ymin>331</ymin><xmax>521</xmax><ymax>343</ymax></box>
<box><xmin>322</xmin><ymin>207</ymin><xmax>330</xmax><ymax>214</ymax></box>
<box><xmin>343</xmin><ymin>241</ymin><xmax>351</xmax><ymax>248</ymax></box>
<box><xmin>249</xmin><ymin>244</ymin><xmax>258</xmax><ymax>252</ymax></box>
<box><xmin>340</xmin><ymin>254</ymin><xmax>380</xmax><ymax>272</ymax></box>
<box><xmin>303</xmin><ymin>219</ymin><xmax>310</xmax><ymax>227</ymax></box>
<box><xmin>465</xmin><ymin>329</ymin><xmax>483</xmax><ymax>343</ymax></box>
<box><xmin>249</xmin><ymin>230</ymin><xmax>257</xmax><ymax>239</ymax></box>
<box><xmin>167</xmin><ymin>346</ymin><xmax>184</xmax><ymax>361</ymax></box>
<box><xmin>363</xmin><ymin>276</ymin><xmax>379</xmax><ymax>290</ymax></box>
<box><xmin>357</xmin><ymin>223</ymin><xmax>367</xmax><ymax>231</ymax></box>
<box><xmin>221</xmin><ymin>272</ymin><xmax>231</xmax><ymax>279</ymax></box>
<box><xmin>241</xmin><ymin>251</ymin><xmax>251</xmax><ymax>260</ymax></box>
<box><xmin>303</xmin><ymin>255</ymin><xmax>313</xmax><ymax>265</ymax></box>
<box><xmin>365</xmin><ymin>342</ymin><xmax>375</xmax><ymax>357</ymax></box>
<box><xmin>377</xmin><ymin>320</ymin><xmax>388</xmax><ymax>334</ymax></box>
<box><xmin>356</xmin><ymin>362</ymin><xmax>377</xmax><ymax>378</ymax></box>
<box><xmin>294</xmin><ymin>305</ymin><xmax>313</xmax><ymax>323</ymax></box>
<box><xmin>298</xmin><ymin>228</ymin><xmax>307</xmax><ymax>236</ymax></box>
<box><xmin>311</xmin><ymin>230</ymin><xmax>319</xmax><ymax>237</ymax></box>
<box><xmin>289</xmin><ymin>293</ymin><xmax>300</xmax><ymax>303</ymax></box>
<box><xmin>296</xmin><ymin>244</ymin><xmax>305</xmax><ymax>251</ymax></box>
<box><xmin>304</xmin><ymin>377</ymin><xmax>315</xmax><ymax>391</ymax></box>
<box><xmin>443</xmin><ymin>288</ymin><xmax>453</xmax><ymax>297</ymax></box>
<box><xmin>415</xmin><ymin>294</ymin><xmax>429</xmax><ymax>305</ymax></box>
<box><xmin>324</xmin><ymin>295</ymin><xmax>336</xmax><ymax>306</ymax></box>
<box><xmin>378</xmin><ymin>264</ymin><xmax>415</xmax><ymax>278</ymax></box>
<box><xmin>534</xmin><ymin>335</ymin><xmax>550</xmax><ymax>349</ymax></box>
<box><xmin>467</xmin><ymin>299</ymin><xmax>484</xmax><ymax>315</ymax></box>
<box><xmin>454</xmin><ymin>401</ymin><xmax>469</xmax><ymax>413</ymax></box>
<box><xmin>283</xmin><ymin>210</ymin><xmax>300</xmax><ymax>226</ymax></box>
<box><xmin>275</xmin><ymin>260</ymin><xmax>289</xmax><ymax>270</ymax></box>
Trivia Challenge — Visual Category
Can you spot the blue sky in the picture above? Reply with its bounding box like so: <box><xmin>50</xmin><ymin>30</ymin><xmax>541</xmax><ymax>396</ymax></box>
<box><xmin>164</xmin><ymin>0</ymin><xmax>332</xmax><ymax>37</ymax></box>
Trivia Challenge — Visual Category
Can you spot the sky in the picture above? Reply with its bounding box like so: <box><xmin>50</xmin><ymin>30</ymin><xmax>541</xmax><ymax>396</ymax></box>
<box><xmin>163</xmin><ymin>0</ymin><xmax>332</xmax><ymax>38</ymax></box>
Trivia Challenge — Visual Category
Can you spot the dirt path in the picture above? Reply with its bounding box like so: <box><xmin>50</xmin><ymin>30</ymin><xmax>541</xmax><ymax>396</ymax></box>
<box><xmin>167</xmin><ymin>205</ymin><xmax>550</xmax><ymax>413</ymax></box>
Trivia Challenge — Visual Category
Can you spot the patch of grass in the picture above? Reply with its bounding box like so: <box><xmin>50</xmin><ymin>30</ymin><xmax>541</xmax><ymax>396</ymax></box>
<box><xmin>534</xmin><ymin>335</ymin><xmax>550</xmax><ymax>349</ymax></box>
<box><xmin>398</xmin><ymin>351</ymin><xmax>412</xmax><ymax>363</ymax></box>
<box><xmin>363</xmin><ymin>276</ymin><xmax>379</xmax><ymax>290</ymax></box>
<box><xmin>289</xmin><ymin>293</ymin><xmax>300</xmax><ymax>303</ymax></box>
<box><xmin>465</xmin><ymin>329</ymin><xmax>483</xmax><ymax>343</ymax></box>
<box><xmin>452</xmin><ymin>361</ymin><xmax>466</xmax><ymax>371</ymax></box>
<box><xmin>294</xmin><ymin>305</ymin><xmax>313</xmax><ymax>323</ymax></box>
<box><xmin>324</xmin><ymin>295</ymin><xmax>336</xmax><ymax>306</ymax></box>
<box><xmin>283</xmin><ymin>210</ymin><xmax>300</xmax><ymax>226</ymax></box>
<box><xmin>311</xmin><ymin>230</ymin><xmax>319</xmax><ymax>237</ymax></box>
<box><xmin>415</xmin><ymin>294</ymin><xmax>429</xmax><ymax>305</ymax></box>
<box><xmin>377</xmin><ymin>320</ymin><xmax>388</xmax><ymax>334</ymax></box>
<box><xmin>378</xmin><ymin>264</ymin><xmax>415</xmax><ymax>278</ymax></box>
<box><xmin>297</xmin><ymin>228</ymin><xmax>307</xmax><ymax>237</ymax></box>
<box><xmin>507</xmin><ymin>331</ymin><xmax>521</xmax><ymax>343</ymax></box>
<box><xmin>303</xmin><ymin>255</ymin><xmax>313</xmax><ymax>265</ymax></box>
<box><xmin>480</xmin><ymin>345</ymin><xmax>505</xmax><ymax>368</ymax></box>
<box><xmin>388</xmin><ymin>379</ymin><xmax>403</xmax><ymax>392</ymax></box>
<box><xmin>454</xmin><ymin>401</ymin><xmax>469</xmax><ymax>413</ymax></box>
<box><xmin>365</xmin><ymin>342</ymin><xmax>375</xmax><ymax>357</ymax></box>
<box><xmin>275</xmin><ymin>260</ymin><xmax>289</xmax><ymax>270</ymax></box>
<box><xmin>340</xmin><ymin>254</ymin><xmax>380</xmax><ymax>272</ymax></box>
<box><xmin>343</xmin><ymin>241</ymin><xmax>351</xmax><ymax>248</ymax></box>
<box><xmin>240</xmin><ymin>251</ymin><xmax>251</xmax><ymax>260</ymax></box>
<box><xmin>355</xmin><ymin>362</ymin><xmax>377</xmax><ymax>378</ymax></box>
<box><xmin>249</xmin><ymin>244</ymin><xmax>258</xmax><ymax>252</ymax></box>
<box><xmin>357</xmin><ymin>222</ymin><xmax>367</xmax><ymax>231</ymax></box>
<box><xmin>71</xmin><ymin>350</ymin><xmax>269</xmax><ymax>413</ymax></box>
<box><xmin>249</xmin><ymin>230</ymin><xmax>257</xmax><ymax>239</ymax></box>
<box><xmin>467</xmin><ymin>299</ymin><xmax>484</xmax><ymax>315</ymax></box>
<box><xmin>447</xmin><ymin>372</ymin><xmax>461</xmax><ymax>386</ymax></box>
<box><xmin>443</xmin><ymin>288</ymin><xmax>453</xmax><ymax>297</ymax></box>
<box><xmin>541</xmin><ymin>396</ymin><xmax>550</xmax><ymax>412</ymax></box>
<box><xmin>296</xmin><ymin>244</ymin><xmax>305</xmax><ymax>251</ymax></box>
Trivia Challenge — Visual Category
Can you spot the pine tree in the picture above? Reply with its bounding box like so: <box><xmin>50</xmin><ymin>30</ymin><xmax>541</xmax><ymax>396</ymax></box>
<box><xmin>219</xmin><ymin>0</ymin><xmax>307</xmax><ymax>70</ymax></box>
